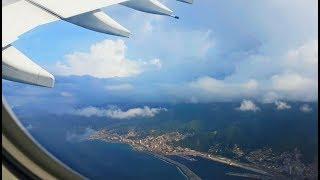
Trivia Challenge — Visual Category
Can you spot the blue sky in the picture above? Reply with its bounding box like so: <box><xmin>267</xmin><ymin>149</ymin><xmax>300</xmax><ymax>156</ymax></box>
<box><xmin>4</xmin><ymin>0</ymin><xmax>318</xmax><ymax>106</ymax></box>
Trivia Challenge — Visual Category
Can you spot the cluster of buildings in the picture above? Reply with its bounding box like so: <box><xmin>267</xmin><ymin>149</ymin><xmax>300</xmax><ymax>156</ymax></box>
<box><xmin>88</xmin><ymin>130</ymin><xmax>269</xmax><ymax>175</ymax></box>
<box><xmin>245</xmin><ymin>148</ymin><xmax>317</xmax><ymax>179</ymax></box>
<box><xmin>88</xmin><ymin>130</ymin><xmax>200</xmax><ymax>156</ymax></box>
<box><xmin>87</xmin><ymin>129</ymin><xmax>316</xmax><ymax>179</ymax></box>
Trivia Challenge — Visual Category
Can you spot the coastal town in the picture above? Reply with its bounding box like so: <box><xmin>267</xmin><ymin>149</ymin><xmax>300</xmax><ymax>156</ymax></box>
<box><xmin>86</xmin><ymin>129</ymin><xmax>316</xmax><ymax>180</ymax></box>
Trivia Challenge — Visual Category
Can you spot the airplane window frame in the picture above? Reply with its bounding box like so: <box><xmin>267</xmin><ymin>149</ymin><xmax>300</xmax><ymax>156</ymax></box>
<box><xmin>2</xmin><ymin>96</ymin><xmax>85</xmax><ymax>180</ymax></box>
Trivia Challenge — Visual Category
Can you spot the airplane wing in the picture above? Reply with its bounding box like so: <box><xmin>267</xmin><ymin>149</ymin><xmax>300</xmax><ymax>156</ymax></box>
<box><xmin>2</xmin><ymin>0</ymin><xmax>193</xmax><ymax>88</ymax></box>
<box><xmin>2</xmin><ymin>0</ymin><xmax>130</xmax><ymax>88</ymax></box>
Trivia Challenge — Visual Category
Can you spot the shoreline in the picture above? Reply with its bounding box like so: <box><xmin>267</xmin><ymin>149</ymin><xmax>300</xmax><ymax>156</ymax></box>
<box><xmin>226</xmin><ymin>172</ymin><xmax>270</xmax><ymax>179</ymax></box>
<box><xmin>87</xmin><ymin>131</ymin><xmax>276</xmax><ymax>178</ymax></box>
<box><xmin>196</xmin><ymin>154</ymin><xmax>271</xmax><ymax>176</ymax></box>
<box><xmin>146</xmin><ymin>152</ymin><xmax>201</xmax><ymax>180</ymax></box>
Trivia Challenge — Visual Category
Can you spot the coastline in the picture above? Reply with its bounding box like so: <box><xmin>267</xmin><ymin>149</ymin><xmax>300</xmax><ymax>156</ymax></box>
<box><xmin>87</xmin><ymin>131</ymin><xmax>277</xmax><ymax>178</ymax></box>
<box><xmin>146</xmin><ymin>152</ymin><xmax>201</xmax><ymax>180</ymax></box>
<box><xmin>196</xmin><ymin>153</ymin><xmax>270</xmax><ymax>176</ymax></box>
<box><xmin>226</xmin><ymin>172</ymin><xmax>271</xmax><ymax>179</ymax></box>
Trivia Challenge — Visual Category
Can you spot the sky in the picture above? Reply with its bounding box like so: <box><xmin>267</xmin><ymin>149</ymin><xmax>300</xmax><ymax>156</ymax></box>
<box><xmin>4</xmin><ymin>0</ymin><xmax>318</xmax><ymax>107</ymax></box>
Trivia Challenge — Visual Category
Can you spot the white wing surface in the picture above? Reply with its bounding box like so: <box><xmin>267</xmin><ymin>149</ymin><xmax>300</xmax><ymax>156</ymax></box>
<box><xmin>121</xmin><ymin>0</ymin><xmax>174</xmax><ymax>17</ymax></box>
<box><xmin>29</xmin><ymin>0</ymin><xmax>128</xmax><ymax>18</ymax></box>
<box><xmin>2</xmin><ymin>45</ymin><xmax>55</xmax><ymax>87</ymax></box>
<box><xmin>66</xmin><ymin>9</ymin><xmax>131</xmax><ymax>38</ymax></box>
<box><xmin>2</xmin><ymin>0</ymin><xmax>58</xmax><ymax>48</ymax></box>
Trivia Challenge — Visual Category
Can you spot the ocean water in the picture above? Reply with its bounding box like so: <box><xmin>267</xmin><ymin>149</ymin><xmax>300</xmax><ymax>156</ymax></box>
<box><xmin>26</xmin><ymin>122</ymin><xmax>185</xmax><ymax>179</ymax></box>
<box><xmin>51</xmin><ymin>141</ymin><xmax>186</xmax><ymax>180</ymax></box>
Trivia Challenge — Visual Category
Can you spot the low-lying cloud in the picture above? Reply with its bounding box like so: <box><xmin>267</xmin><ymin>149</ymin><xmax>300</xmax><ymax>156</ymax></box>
<box><xmin>72</xmin><ymin>106</ymin><xmax>167</xmax><ymax>119</ymax></box>
<box><xmin>60</xmin><ymin>92</ymin><xmax>73</xmax><ymax>97</ymax></box>
<box><xmin>66</xmin><ymin>127</ymin><xmax>97</xmax><ymax>142</ymax></box>
<box><xmin>236</xmin><ymin>100</ymin><xmax>260</xmax><ymax>112</ymax></box>
<box><xmin>300</xmin><ymin>104</ymin><xmax>312</xmax><ymax>113</ymax></box>
<box><xmin>275</xmin><ymin>101</ymin><xmax>291</xmax><ymax>110</ymax></box>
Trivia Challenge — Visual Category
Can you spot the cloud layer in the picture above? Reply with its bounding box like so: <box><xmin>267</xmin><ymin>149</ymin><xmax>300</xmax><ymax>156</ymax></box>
<box><xmin>66</xmin><ymin>127</ymin><xmax>97</xmax><ymax>142</ymax></box>
<box><xmin>72</xmin><ymin>106</ymin><xmax>167</xmax><ymax>119</ymax></box>
<box><xmin>171</xmin><ymin>39</ymin><xmax>318</xmax><ymax>103</ymax></box>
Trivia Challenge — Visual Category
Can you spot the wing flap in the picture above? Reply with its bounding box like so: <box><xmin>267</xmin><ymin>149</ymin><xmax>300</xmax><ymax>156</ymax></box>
<box><xmin>2</xmin><ymin>46</ymin><xmax>55</xmax><ymax>88</ymax></box>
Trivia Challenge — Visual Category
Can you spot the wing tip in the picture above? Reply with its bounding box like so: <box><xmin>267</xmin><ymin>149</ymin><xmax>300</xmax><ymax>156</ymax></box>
<box><xmin>38</xmin><ymin>70</ymin><xmax>55</xmax><ymax>88</ymax></box>
<box><xmin>2</xmin><ymin>46</ymin><xmax>55</xmax><ymax>88</ymax></box>
<box><xmin>177</xmin><ymin>0</ymin><xmax>194</xmax><ymax>4</ymax></box>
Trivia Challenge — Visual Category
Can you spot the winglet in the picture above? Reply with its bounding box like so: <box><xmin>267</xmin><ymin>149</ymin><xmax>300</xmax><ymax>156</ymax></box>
<box><xmin>121</xmin><ymin>0</ymin><xmax>174</xmax><ymax>17</ymax></box>
<box><xmin>177</xmin><ymin>0</ymin><xmax>194</xmax><ymax>4</ymax></box>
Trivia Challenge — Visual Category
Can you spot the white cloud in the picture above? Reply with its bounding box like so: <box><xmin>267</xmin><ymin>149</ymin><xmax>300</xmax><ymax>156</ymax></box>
<box><xmin>142</xmin><ymin>20</ymin><xmax>154</xmax><ymax>33</ymax></box>
<box><xmin>189</xmin><ymin>77</ymin><xmax>259</xmax><ymax>95</ymax></box>
<box><xmin>106</xmin><ymin>106</ymin><xmax>167</xmax><ymax>119</ymax></box>
<box><xmin>271</xmin><ymin>73</ymin><xmax>314</xmax><ymax>93</ymax></box>
<box><xmin>72</xmin><ymin>106</ymin><xmax>167</xmax><ymax>119</ymax></box>
<box><xmin>66</xmin><ymin>127</ymin><xmax>97</xmax><ymax>142</ymax></box>
<box><xmin>25</xmin><ymin>124</ymin><xmax>33</xmax><ymax>130</ymax></box>
<box><xmin>270</xmin><ymin>73</ymin><xmax>317</xmax><ymax>101</ymax></box>
<box><xmin>236</xmin><ymin>100</ymin><xmax>260</xmax><ymax>112</ymax></box>
<box><xmin>255</xmin><ymin>40</ymin><xmax>317</xmax><ymax>101</ymax></box>
<box><xmin>129</xmin><ymin>11</ymin><xmax>164</xmax><ymax>34</ymax></box>
<box><xmin>122</xmin><ymin>9</ymin><xmax>214</xmax><ymax>59</ymax></box>
<box><xmin>55</xmin><ymin>39</ymin><xmax>161</xmax><ymax>78</ymax></box>
<box><xmin>122</xmin><ymin>10</ymin><xmax>214</xmax><ymax>59</ymax></box>
<box><xmin>72</xmin><ymin>106</ymin><xmax>107</xmax><ymax>117</ymax></box>
<box><xmin>243</xmin><ymin>79</ymin><xmax>259</xmax><ymax>91</ymax></box>
<box><xmin>284</xmin><ymin>40</ymin><xmax>318</xmax><ymax>77</ymax></box>
<box><xmin>60</xmin><ymin>92</ymin><xmax>73</xmax><ymax>97</ymax></box>
<box><xmin>161</xmin><ymin>29</ymin><xmax>214</xmax><ymax>59</ymax></box>
<box><xmin>275</xmin><ymin>101</ymin><xmax>291</xmax><ymax>110</ymax></box>
<box><xmin>300</xmin><ymin>104</ymin><xmax>312</xmax><ymax>113</ymax></box>
<box><xmin>148</xmin><ymin>58</ymin><xmax>162</xmax><ymax>69</ymax></box>
<box><xmin>171</xmin><ymin>76</ymin><xmax>259</xmax><ymax>102</ymax></box>
<box><xmin>105</xmin><ymin>83</ymin><xmax>134</xmax><ymax>91</ymax></box>
<box><xmin>262</xmin><ymin>92</ymin><xmax>280</xmax><ymax>103</ymax></box>
<box><xmin>189</xmin><ymin>76</ymin><xmax>226</xmax><ymax>92</ymax></box>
